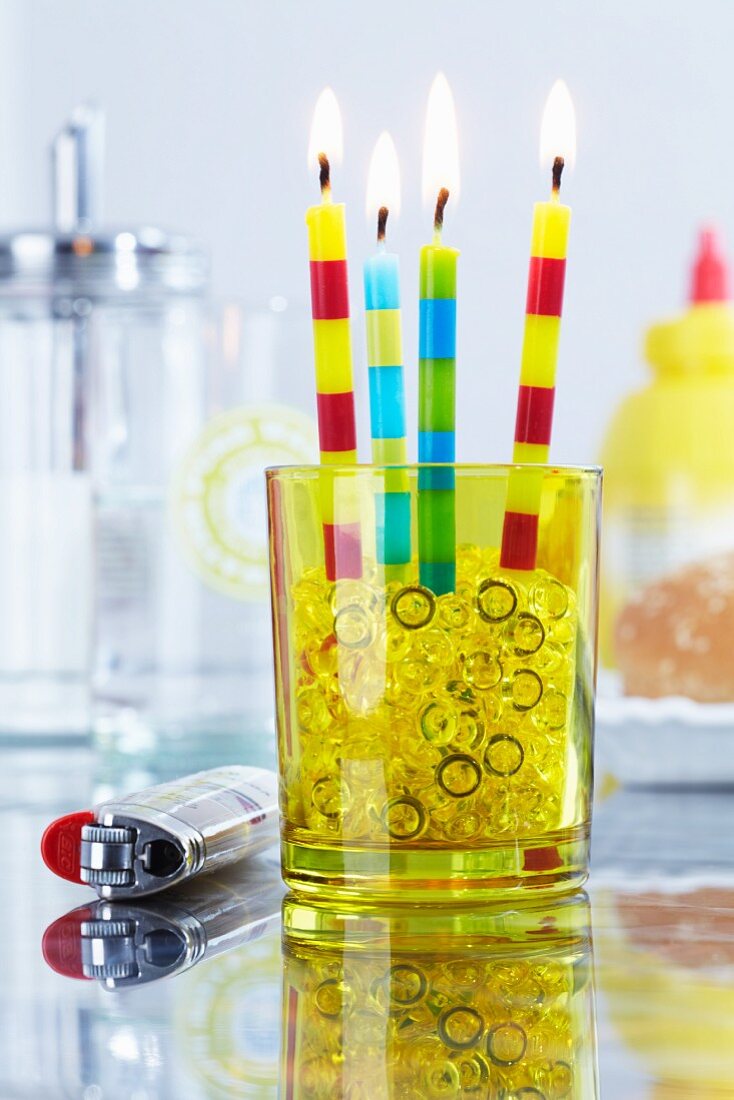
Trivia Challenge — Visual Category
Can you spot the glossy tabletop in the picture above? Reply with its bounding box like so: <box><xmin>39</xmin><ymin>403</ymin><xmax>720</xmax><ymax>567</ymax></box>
<box><xmin>3</xmin><ymin>741</ymin><xmax>734</xmax><ymax>1099</ymax></box>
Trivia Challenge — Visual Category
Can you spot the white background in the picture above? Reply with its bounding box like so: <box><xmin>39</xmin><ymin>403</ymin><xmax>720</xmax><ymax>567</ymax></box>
<box><xmin>3</xmin><ymin>0</ymin><xmax>734</xmax><ymax>463</ymax></box>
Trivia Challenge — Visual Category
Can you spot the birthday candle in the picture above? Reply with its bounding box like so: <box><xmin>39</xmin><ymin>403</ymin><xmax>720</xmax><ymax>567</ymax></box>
<box><xmin>501</xmin><ymin>80</ymin><xmax>575</xmax><ymax>572</ymax></box>
<box><xmin>418</xmin><ymin>73</ymin><xmax>460</xmax><ymax>596</ymax></box>
<box><xmin>306</xmin><ymin>88</ymin><xmax>361</xmax><ymax>581</ymax></box>
<box><xmin>363</xmin><ymin>133</ymin><xmax>410</xmax><ymax>579</ymax></box>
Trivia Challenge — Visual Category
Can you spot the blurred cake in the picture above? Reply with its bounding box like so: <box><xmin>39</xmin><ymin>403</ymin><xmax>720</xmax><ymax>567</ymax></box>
<box><xmin>615</xmin><ymin>551</ymin><xmax>734</xmax><ymax>701</ymax></box>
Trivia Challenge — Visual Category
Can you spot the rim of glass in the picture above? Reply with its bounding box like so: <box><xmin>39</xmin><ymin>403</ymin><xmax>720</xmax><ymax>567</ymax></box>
<box><xmin>266</xmin><ymin>462</ymin><xmax>602</xmax><ymax>480</ymax></box>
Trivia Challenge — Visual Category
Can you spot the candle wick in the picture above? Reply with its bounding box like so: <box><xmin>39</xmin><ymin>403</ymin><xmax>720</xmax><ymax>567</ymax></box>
<box><xmin>377</xmin><ymin>206</ymin><xmax>389</xmax><ymax>244</ymax></box>
<box><xmin>552</xmin><ymin>156</ymin><xmax>564</xmax><ymax>197</ymax></box>
<box><xmin>318</xmin><ymin>152</ymin><xmax>332</xmax><ymax>201</ymax></box>
<box><xmin>433</xmin><ymin>187</ymin><xmax>450</xmax><ymax>238</ymax></box>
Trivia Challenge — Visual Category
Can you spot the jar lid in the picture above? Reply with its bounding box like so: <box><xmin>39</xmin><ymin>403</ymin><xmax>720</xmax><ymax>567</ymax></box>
<box><xmin>0</xmin><ymin>226</ymin><xmax>209</xmax><ymax>299</ymax></box>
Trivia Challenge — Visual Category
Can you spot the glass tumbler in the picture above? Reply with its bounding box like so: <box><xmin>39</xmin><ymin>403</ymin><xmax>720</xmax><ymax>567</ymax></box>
<box><xmin>281</xmin><ymin>890</ymin><xmax>599</xmax><ymax>1098</ymax></box>
<box><xmin>267</xmin><ymin>464</ymin><xmax>601</xmax><ymax>900</ymax></box>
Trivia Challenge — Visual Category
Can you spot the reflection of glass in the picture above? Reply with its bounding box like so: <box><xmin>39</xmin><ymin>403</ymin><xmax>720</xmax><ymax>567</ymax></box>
<box><xmin>93</xmin><ymin>296</ymin><xmax>316</xmax><ymax>772</ymax></box>
<box><xmin>598</xmin><ymin>884</ymin><xmax>734</xmax><ymax>1097</ymax></box>
<box><xmin>42</xmin><ymin>855</ymin><xmax>283</xmax><ymax>988</ymax></box>
<box><xmin>268</xmin><ymin>465</ymin><xmax>600</xmax><ymax>899</ymax></box>
<box><xmin>281</xmin><ymin>890</ymin><xmax>598</xmax><ymax>1098</ymax></box>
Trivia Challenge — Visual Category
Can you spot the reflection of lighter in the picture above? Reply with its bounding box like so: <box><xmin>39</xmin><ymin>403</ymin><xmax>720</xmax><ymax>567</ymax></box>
<box><xmin>41</xmin><ymin>766</ymin><xmax>279</xmax><ymax>898</ymax></box>
<box><xmin>42</xmin><ymin>854</ymin><xmax>284</xmax><ymax>989</ymax></box>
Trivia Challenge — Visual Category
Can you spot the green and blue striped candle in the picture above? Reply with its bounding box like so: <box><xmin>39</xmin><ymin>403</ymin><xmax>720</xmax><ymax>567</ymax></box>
<box><xmin>418</xmin><ymin>187</ymin><xmax>458</xmax><ymax>595</ymax></box>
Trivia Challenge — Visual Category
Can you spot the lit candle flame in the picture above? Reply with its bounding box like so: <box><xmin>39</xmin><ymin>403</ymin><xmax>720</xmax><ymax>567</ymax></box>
<box><xmin>308</xmin><ymin>87</ymin><xmax>343</xmax><ymax>172</ymax></box>
<box><xmin>539</xmin><ymin>79</ymin><xmax>576</xmax><ymax>173</ymax></box>
<box><xmin>366</xmin><ymin>132</ymin><xmax>401</xmax><ymax>233</ymax></box>
<box><xmin>422</xmin><ymin>72</ymin><xmax>460</xmax><ymax>210</ymax></box>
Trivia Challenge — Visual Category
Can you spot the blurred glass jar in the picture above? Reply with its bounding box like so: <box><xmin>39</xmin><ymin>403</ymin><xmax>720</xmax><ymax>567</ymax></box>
<box><xmin>0</xmin><ymin>227</ymin><xmax>208</xmax><ymax>737</ymax></box>
<box><xmin>0</xmin><ymin>225</ymin><xmax>316</xmax><ymax>756</ymax></box>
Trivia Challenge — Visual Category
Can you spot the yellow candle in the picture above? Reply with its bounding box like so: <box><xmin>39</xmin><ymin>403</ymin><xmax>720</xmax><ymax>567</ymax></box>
<box><xmin>306</xmin><ymin>88</ymin><xmax>360</xmax><ymax>579</ymax></box>
<box><xmin>501</xmin><ymin>80</ymin><xmax>576</xmax><ymax>571</ymax></box>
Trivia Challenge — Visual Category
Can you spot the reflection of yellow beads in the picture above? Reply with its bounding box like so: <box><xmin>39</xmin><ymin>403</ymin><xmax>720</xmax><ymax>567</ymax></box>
<box><xmin>285</xmin><ymin>545</ymin><xmax>579</xmax><ymax>844</ymax></box>
<box><xmin>282</xmin><ymin>923</ymin><xmax>588</xmax><ymax>1100</ymax></box>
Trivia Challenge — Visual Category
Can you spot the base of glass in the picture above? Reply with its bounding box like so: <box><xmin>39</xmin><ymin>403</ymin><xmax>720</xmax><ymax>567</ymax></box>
<box><xmin>281</xmin><ymin>824</ymin><xmax>589</xmax><ymax>902</ymax></box>
<box><xmin>282</xmin><ymin>886</ymin><xmax>591</xmax><ymax>950</ymax></box>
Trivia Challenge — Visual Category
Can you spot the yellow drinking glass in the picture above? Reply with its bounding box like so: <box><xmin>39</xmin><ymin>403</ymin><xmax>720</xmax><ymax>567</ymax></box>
<box><xmin>267</xmin><ymin>464</ymin><xmax>601</xmax><ymax>900</ymax></box>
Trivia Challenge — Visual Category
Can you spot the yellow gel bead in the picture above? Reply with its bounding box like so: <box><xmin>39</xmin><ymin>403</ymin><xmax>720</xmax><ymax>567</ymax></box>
<box><xmin>452</xmin><ymin>708</ymin><xmax>485</xmax><ymax>751</ymax></box>
<box><xmin>387</xmin><ymin>963</ymin><xmax>428</xmax><ymax>1006</ymax></box>
<box><xmin>436</xmin><ymin>754</ymin><xmax>482</xmax><ymax>798</ymax></box>
<box><xmin>382</xmin><ymin>796</ymin><xmax>427</xmax><ymax>840</ymax></box>
<box><xmin>419</xmin><ymin>629</ymin><xmax>456</xmax><ymax>668</ymax></box>
<box><xmin>438</xmin><ymin>1005</ymin><xmax>485</xmax><ymax>1050</ymax></box>
<box><xmin>534</xmin><ymin>689</ymin><xmax>567</xmax><ymax>731</ymax></box>
<box><xmin>463</xmin><ymin>650</ymin><xmax>502</xmax><ymax>690</ymax></box>
<box><xmin>487</xmin><ymin>1021</ymin><xmax>527</xmax><ymax>1066</ymax></box>
<box><xmin>297</xmin><ymin>687</ymin><xmax>331</xmax><ymax>733</ymax></box>
<box><xmin>454</xmin><ymin>1051</ymin><xmax>491</xmax><ymax>1091</ymax></box>
<box><xmin>384</xmin><ymin>624</ymin><xmax>412</xmax><ymax>663</ymax></box>
<box><xmin>315</xmin><ymin>977</ymin><xmax>355</xmax><ymax>1018</ymax></box>
<box><xmin>423</xmin><ymin>1058</ymin><xmax>461</xmax><ymax>1097</ymax></box>
<box><xmin>392</xmin><ymin>584</ymin><xmax>436</xmax><ymax>629</ymax></box>
<box><xmin>436</xmin><ymin>593</ymin><xmax>472</xmax><ymax>631</ymax></box>
<box><xmin>508</xmin><ymin>613</ymin><xmax>546</xmax><ymax>656</ymax></box>
<box><xmin>477</xmin><ymin>579</ymin><xmax>518</xmax><ymax>623</ymax></box>
<box><xmin>509</xmin><ymin>669</ymin><xmax>544</xmax><ymax>711</ymax></box>
<box><xmin>334</xmin><ymin>603</ymin><xmax>374</xmax><ymax>649</ymax></box>
<box><xmin>531</xmin><ymin>577</ymin><xmax>569</xmax><ymax>620</ymax></box>
<box><xmin>484</xmin><ymin>733</ymin><xmax>525</xmax><ymax>778</ymax></box>
<box><xmin>420</xmin><ymin>701</ymin><xmax>459</xmax><ymax>745</ymax></box>
<box><xmin>445</xmin><ymin>811</ymin><xmax>483</xmax><ymax>841</ymax></box>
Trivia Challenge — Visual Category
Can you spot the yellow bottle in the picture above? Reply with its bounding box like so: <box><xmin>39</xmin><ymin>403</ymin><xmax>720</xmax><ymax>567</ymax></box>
<box><xmin>600</xmin><ymin>228</ymin><xmax>734</xmax><ymax>667</ymax></box>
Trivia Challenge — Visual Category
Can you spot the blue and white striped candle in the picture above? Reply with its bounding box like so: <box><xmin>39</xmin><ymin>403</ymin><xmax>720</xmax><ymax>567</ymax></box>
<box><xmin>364</xmin><ymin>133</ymin><xmax>411</xmax><ymax>580</ymax></box>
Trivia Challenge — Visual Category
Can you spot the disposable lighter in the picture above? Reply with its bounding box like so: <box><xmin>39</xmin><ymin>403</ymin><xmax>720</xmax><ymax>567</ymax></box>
<box><xmin>41</xmin><ymin>765</ymin><xmax>279</xmax><ymax>899</ymax></box>
<box><xmin>42</xmin><ymin>852</ymin><xmax>284</xmax><ymax>988</ymax></box>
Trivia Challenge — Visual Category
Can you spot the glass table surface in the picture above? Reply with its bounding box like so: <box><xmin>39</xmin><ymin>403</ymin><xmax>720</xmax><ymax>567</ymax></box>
<box><xmin>2</xmin><ymin>742</ymin><xmax>734</xmax><ymax>1099</ymax></box>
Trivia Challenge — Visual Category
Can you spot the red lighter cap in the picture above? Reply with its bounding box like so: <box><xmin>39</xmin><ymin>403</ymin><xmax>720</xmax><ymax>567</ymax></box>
<box><xmin>41</xmin><ymin>810</ymin><xmax>95</xmax><ymax>884</ymax></box>
<box><xmin>689</xmin><ymin>227</ymin><xmax>730</xmax><ymax>304</ymax></box>
<box><xmin>42</xmin><ymin>905</ymin><xmax>95</xmax><ymax>980</ymax></box>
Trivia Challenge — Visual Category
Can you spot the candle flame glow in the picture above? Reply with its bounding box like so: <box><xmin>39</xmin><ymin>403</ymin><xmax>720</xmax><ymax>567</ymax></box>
<box><xmin>366</xmin><ymin>132</ymin><xmax>401</xmax><ymax>224</ymax></box>
<box><xmin>422</xmin><ymin>72</ymin><xmax>460</xmax><ymax>209</ymax></box>
<box><xmin>539</xmin><ymin>79</ymin><xmax>576</xmax><ymax>172</ymax></box>
<box><xmin>308</xmin><ymin>87</ymin><xmax>343</xmax><ymax>171</ymax></box>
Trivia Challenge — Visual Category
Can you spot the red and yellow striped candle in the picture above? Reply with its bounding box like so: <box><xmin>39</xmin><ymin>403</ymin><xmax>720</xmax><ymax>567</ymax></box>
<box><xmin>501</xmin><ymin>81</ymin><xmax>575</xmax><ymax>572</ymax></box>
<box><xmin>306</xmin><ymin>92</ymin><xmax>361</xmax><ymax>581</ymax></box>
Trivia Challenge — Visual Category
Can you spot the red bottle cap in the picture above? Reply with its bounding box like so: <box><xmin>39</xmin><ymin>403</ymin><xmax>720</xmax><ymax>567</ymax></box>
<box><xmin>690</xmin><ymin>227</ymin><xmax>730</xmax><ymax>304</ymax></box>
<box><xmin>40</xmin><ymin>810</ymin><xmax>95</xmax><ymax>884</ymax></box>
<box><xmin>42</xmin><ymin>906</ymin><xmax>95</xmax><ymax>980</ymax></box>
